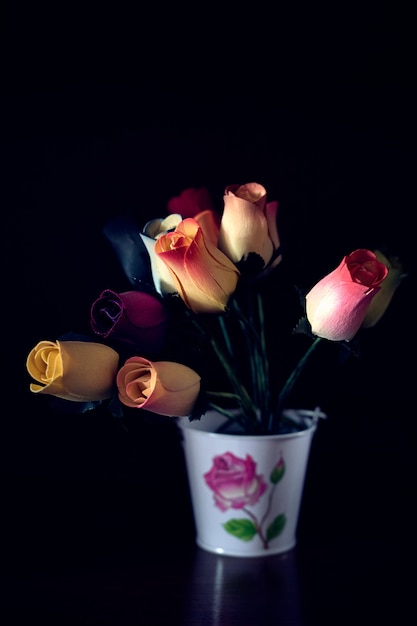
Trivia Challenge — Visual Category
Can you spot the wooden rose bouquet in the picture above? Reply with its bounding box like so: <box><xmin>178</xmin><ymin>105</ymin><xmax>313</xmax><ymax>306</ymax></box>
<box><xmin>25</xmin><ymin>183</ymin><xmax>406</xmax><ymax>435</ymax></box>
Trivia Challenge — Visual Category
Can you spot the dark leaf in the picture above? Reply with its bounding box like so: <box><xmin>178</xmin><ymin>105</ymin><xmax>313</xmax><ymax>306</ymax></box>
<box><xmin>293</xmin><ymin>316</ymin><xmax>313</xmax><ymax>337</ymax></box>
<box><xmin>236</xmin><ymin>251</ymin><xmax>265</xmax><ymax>278</ymax></box>
<box><xmin>102</xmin><ymin>213</ymin><xmax>153</xmax><ymax>288</ymax></box>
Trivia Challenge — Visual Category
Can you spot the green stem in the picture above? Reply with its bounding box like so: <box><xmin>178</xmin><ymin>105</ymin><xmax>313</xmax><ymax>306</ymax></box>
<box><xmin>271</xmin><ymin>336</ymin><xmax>323</xmax><ymax>433</ymax></box>
<box><xmin>191</xmin><ymin>317</ymin><xmax>260</xmax><ymax>431</ymax></box>
<box><xmin>242</xmin><ymin>507</ymin><xmax>268</xmax><ymax>550</ymax></box>
<box><xmin>231</xmin><ymin>296</ymin><xmax>270</xmax><ymax>431</ymax></box>
<box><xmin>256</xmin><ymin>292</ymin><xmax>270</xmax><ymax>427</ymax></box>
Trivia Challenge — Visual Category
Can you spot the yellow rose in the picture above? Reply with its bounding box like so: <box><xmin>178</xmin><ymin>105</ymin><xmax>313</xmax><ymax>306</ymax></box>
<box><xmin>362</xmin><ymin>249</ymin><xmax>408</xmax><ymax>328</ymax></box>
<box><xmin>26</xmin><ymin>340</ymin><xmax>119</xmax><ymax>402</ymax></box>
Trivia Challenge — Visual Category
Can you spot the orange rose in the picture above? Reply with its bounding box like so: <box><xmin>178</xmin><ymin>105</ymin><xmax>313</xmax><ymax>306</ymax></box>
<box><xmin>155</xmin><ymin>218</ymin><xmax>240</xmax><ymax>313</ymax></box>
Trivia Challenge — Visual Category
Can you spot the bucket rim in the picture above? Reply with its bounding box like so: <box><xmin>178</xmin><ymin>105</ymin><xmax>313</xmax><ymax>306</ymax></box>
<box><xmin>177</xmin><ymin>408</ymin><xmax>326</xmax><ymax>441</ymax></box>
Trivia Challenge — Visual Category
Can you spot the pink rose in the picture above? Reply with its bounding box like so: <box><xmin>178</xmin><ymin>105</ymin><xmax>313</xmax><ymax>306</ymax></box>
<box><xmin>306</xmin><ymin>249</ymin><xmax>389</xmax><ymax>341</ymax></box>
<box><xmin>218</xmin><ymin>183</ymin><xmax>282</xmax><ymax>271</ymax></box>
<box><xmin>204</xmin><ymin>452</ymin><xmax>267</xmax><ymax>512</ymax></box>
<box><xmin>116</xmin><ymin>356</ymin><xmax>201</xmax><ymax>417</ymax></box>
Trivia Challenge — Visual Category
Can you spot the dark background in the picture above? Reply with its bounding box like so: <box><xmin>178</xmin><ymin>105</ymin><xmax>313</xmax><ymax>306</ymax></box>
<box><xmin>2</xmin><ymin>2</ymin><xmax>416</xmax><ymax>623</ymax></box>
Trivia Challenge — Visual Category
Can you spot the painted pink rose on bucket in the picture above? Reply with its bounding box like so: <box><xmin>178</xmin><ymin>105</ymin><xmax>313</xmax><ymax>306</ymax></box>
<box><xmin>204</xmin><ymin>452</ymin><xmax>267</xmax><ymax>511</ymax></box>
<box><xmin>306</xmin><ymin>249</ymin><xmax>389</xmax><ymax>342</ymax></box>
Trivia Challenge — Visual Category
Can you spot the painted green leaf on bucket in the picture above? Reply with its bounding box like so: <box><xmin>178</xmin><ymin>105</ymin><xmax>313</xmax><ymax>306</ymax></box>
<box><xmin>223</xmin><ymin>518</ymin><xmax>258</xmax><ymax>542</ymax></box>
<box><xmin>266</xmin><ymin>514</ymin><xmax>286</xmax><ymax>541</ymax></box>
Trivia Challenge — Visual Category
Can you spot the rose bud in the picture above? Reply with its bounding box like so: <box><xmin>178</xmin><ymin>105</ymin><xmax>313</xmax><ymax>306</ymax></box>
<box><xmin>140</xmin><ymin>214</ymin><xmax>184</xmax><ymax>296</ymax></box>
<box><xmin>155</xmin><ymin>218</ymin><xmax>240</xmax><ymax>314</ymax></box>
<box><xmin>306</xmin><ymin>249</ymin><xmax>389</xmax><ymax>342</ymax></box>
<box><xmin>167</xmin><ymin>187</ymin><xmax>215</xmax><ymax>218</ymax></box>
<box><xmin>167</xmin><ymin>187</ymin><xmax>221</xmax><ymax>247</ymax></box>
<box><xmin>362</xmin><ymin>248</ymin><xmax>408</xmax><ymax>328</ymax></box>
<box><xmin>117</xmin><ymin>356</ymin><xmax>201</xmax><ymax>417</ymax></box>
<box><xmin>270</xmin><ymin>457</ymin><xmax>286</xmax><ymax>484</ymax></box>
<box><xmin>90</xmin><ymin>289</ymin><xmax>169</xmax><ymax>353</ymax></box>
<box><xmin>26</xmin><ymin>340</ymin><xmax>119</xmax><ymax>402</ymax></box>
<box><xmin>218</xmin><ymin>183</ymin><xmax>282</xmax><ymax>271</ymax></box>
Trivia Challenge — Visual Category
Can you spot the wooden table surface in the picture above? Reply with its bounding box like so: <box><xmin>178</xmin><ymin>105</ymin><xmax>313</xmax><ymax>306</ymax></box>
<box><xmin>2</xmin><ymin>514</ymin><xmax>411</xmax><ymax>626</ymax></box>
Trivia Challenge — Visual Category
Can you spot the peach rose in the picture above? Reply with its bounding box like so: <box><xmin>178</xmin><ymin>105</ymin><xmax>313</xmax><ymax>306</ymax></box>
<box><xmin>218</xmin><ymin>183</ymin><xmax>282</xmax><ymax>271</ymax></box>
<box><xmin>117</xmin><ymin>356</ymin><xmax>201</xmax><ymax>417</ymax></box>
